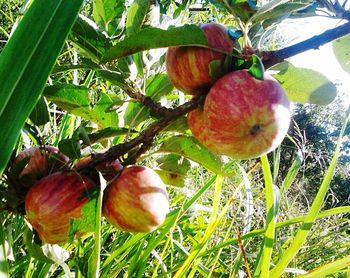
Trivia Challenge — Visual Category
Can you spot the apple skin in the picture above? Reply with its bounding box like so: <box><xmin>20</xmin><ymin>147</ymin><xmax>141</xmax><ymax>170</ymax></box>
<box><xmin>166</xmin><ymin>22</ymin><xmax>235</xmax><ymax>95</ymax></box>
<box><xmin>13</xmin><ymin>146</ymin><xmax>69</xmax><ymax>183</ymax></box>
<box><xmin>102</xmin><ymin>166</ymin><xmax>169</xmax><ymax>233</ymax></box>
<box><xmin>187</xmin><ymin>70</ymin><xmax>291</xmax><ymax>159</ymax></box>
<box><xmin>25</xmin><ymin>172</ymin><xmax>95</xmax><ymax>244</ymax></box>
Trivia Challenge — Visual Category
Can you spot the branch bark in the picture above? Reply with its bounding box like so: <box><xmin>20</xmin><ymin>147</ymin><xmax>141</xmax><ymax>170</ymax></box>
<box><xmin>262</xmin><ymin>21</ymin><xmax>350</xmax><ymax>69</ymax></box>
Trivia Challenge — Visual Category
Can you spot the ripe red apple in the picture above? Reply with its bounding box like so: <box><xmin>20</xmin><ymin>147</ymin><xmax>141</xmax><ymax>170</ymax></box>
<box><xmin>13</xmin><ymin>146</ymin><xmax>69</xmax><ymax>183</ymax></box>
<box><xmin>166</xmin><ymin>22</ymin><xmax>235</xmax><ymax>95</ymax></box>
<box><xmin>102</xmin><ymin>166</ymin><xmax>169</xmax><ymax>233</ymax></box>
<box><xmin>187</xmin><ymin>70</ymin><xmax>291</xmax><ymax>159</ymax></box>
<box><xmin>25</xmin><ymin>172</ymin><xmax>96</xmax><ymax>244</ymax></box>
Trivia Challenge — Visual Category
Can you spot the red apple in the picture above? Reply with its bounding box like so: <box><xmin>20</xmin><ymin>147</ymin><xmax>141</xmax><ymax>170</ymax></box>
<box><xmin>13</xmin><ymin>146</ymin><xmax>69</xmax><ymax>183</ymax></box>
<box><xmin>25</xmin><ymin>172</ymin><xmax>96</xmax><ymax>244</ymax></box>
<box><xmin>188</xmin><ymin>70</ymin><xmax>291</xmax><ymax>159</ymax></box>
<box><xmin>102</xmin><ymin>166</ymin><xmax>169</xmax><ymax>233</ymax></box>
<box><xmin>166</xmin><ymin>22</ymin><xmax>235</xmax><ymax>95</ymax></box>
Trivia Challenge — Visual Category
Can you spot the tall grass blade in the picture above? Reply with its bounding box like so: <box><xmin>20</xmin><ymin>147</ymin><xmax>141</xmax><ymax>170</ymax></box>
<box><xmin>173</xmin><ymin>175</ymin><xmax>223</xmax><ymax>277</ymax></box>
<box><xmin>299</xmin><ymin>255</ymin><xmax>350</xmax><ymax>278</ymax></box>
<box><xmin>280</xmin><ymin>149</ymin><xmax>303</xmax><ymax>193</ymax></box>
<box><xmin>0</xmin><ymin>0</ymin><xmax>83</xmax><ymax>174</ymax></box>
<box><xmin>202</xmin><ymin>205</ymin><xmax>350</xmax><ymax>255</ymax></box>
<box><xmin>0</xmin><ymin>216</ymin><xmax>9</xmax><ymax>277</ymax></box>
<box><xmin>258</xmin><ymin>155</ymin><xmax>276</xmax><ymax>278</ymax></box>
<box><xmin>88</xmin><ymin>174</ymin><xmax>105</xmax><ymax>277</ymax></box>
<box><xmin>270</xmin><ymin>112</ymin><xmax>350</xmax><ymax>277</ymax></box>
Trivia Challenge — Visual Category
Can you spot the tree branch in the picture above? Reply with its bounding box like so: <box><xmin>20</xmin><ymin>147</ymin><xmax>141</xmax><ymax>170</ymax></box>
<box><xmin>124</xmin><ymin>85</ymin><xmax>172</xmax><ymax>116</ymax></box>
<box><xmin>262</xmin><ymin>21</ymin><xmax>350</xmax><ymax>68</ymax></box>
<box><xmin>77</xmin><ymin>95</ymin><xmax>205</xmax><ymax>172</ymax></box>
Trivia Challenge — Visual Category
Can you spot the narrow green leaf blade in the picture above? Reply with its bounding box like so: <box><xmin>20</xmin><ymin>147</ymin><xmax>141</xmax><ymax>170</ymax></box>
<box><xmin>102</xmin><ymin>25</ymin><xmax>207</xmax><ymax>62</ymax></box>
<box><xmin>0</xmin><ymin>0</ymin><xmax>83</xmax><ymax>174</ymax></box>
<box><xmin>259</xmin><ymin>155</ymin><xmax>276</xmax><ymax>277</ymax></box>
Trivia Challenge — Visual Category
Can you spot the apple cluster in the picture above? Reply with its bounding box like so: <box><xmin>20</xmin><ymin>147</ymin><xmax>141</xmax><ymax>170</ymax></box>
<box><xmin>166</xmin><ymin>23</ymin><xmax>291</xmax><ymax>160</ymax></box>
<box><xmin>12</xmin><ymin>147</ymin><xmax>169</xmax><ymax>244</ymax></box>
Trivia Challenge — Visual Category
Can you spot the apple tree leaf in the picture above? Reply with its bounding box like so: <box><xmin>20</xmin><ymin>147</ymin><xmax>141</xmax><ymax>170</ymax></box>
<box><xmin>333</xmin><ymin>34</ymin><xmax>350</xmax><ymax>74</ymax></box>
<box><xmin>44</xmin><ymin>84</ymin><xmax>120</xmax><ymax>128</ymax></box>
<box><xmin>248</xmin><ymin>54</ymin><xmax>265</xmax><ymax>80</ymax></box>
<box><xmin>101</xmin><ymin>25</ymin><xmax>208</xmax><ymax>62</ymax></box>
<box><xmin>156</xmin><ymin>135</ymin><xmax>235</xmax><ymax>176</ymax></box>
<box><xmin>93</xmin><ymin>0</ymin><xmax>125</xmax><ymax>36</ymax></box>
<box><xmin>155</xmin><ymin>169</ymin><xmax>187</xmax><ymax>187</ymax></box>
<box><xmin>29</xmin><ymin>96</ymin><xmax>50</xmax><ymax>126</ymax></box>
<box><xmin>70</xmin><ymin>14</ymin><xmax>112</xmax><ymax>63</ymax></box>
<box><xmin>272</xmin><ymin>61</ymin><xmax>337</xmax><ymax>105</ymax></box>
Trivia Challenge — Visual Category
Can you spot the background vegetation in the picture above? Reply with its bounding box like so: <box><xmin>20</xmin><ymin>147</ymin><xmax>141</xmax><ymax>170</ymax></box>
<box><xmin>0</xmin><ymin>0</ymin><xmax>349</xmax><ymax>277</ymax></box>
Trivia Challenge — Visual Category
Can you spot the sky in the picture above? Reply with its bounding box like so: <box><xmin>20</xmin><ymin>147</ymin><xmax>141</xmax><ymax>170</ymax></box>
<box><xmin>278</xmin><ymin>16</ymin><xmax>350</xmax><ymax>106</ymax></box>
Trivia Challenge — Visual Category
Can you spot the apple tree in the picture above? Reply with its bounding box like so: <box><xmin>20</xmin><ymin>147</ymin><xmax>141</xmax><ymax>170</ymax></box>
<box><xmin>0</xmin><ymin>0</ymin><xmax>349</xmax><ymax>277</ymax></box>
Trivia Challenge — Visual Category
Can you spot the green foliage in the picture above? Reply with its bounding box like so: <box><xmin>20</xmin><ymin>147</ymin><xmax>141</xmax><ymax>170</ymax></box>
<box><xmin>0</xmin><ymin>0</ymin><xmax>350</xmax><ymax>277</ymax></box>
<box><xmin>272</xmin><ymin>61</ymin><xmax>337</xmax><ymax>105</ymax></box>
<box><xmin>333</xmin><ymin>34</ymin><xmax>350</xmax><ymax>74</ymax></box>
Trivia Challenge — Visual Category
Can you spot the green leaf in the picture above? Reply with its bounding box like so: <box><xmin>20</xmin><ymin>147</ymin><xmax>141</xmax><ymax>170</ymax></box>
<box><xmin>44</xmin><ymin>85</ymin><xmax>119</xmax><ymax>128</ymax></box>
<box><xmin>93</xmin><ymin>0</ymin><xmax>125</xmax><ymax>36</ymax></box>
<box><xmin>156</xmin><ymin>135</ymin><xmax>234</xmax><ymax>176</ymax></box>
<box><xmin>0</xmin><ymin>0</ymin><xmax>83</xmax><ymax>175</ymax></box>
<box><xmin>272</xmin><ymin>61</ymin><xmax>337</xmax><ymax>105</ymax></box>
<box><xmin>23</xmin><ymin>227</ymin><xmax>52</xmax><ymax>263</ymax></box>
<box><xmin>250</xmin><ymin>0</ymin><xmax>312</xmax><ymax>25</ymax></box>
<box><xmin>333</xmin><ymin>34</ymin><xmax>350</xmax><ymax>74</ymax></box>
<box><xmin>69</xmin><ymin>187</ymin><xmax>100</xmax><ymax>242</ymax></box>
<box><xmin>29</xmin><ymin>96</ymin><xmax>50</xmax><ymax>126</ymax></box>
<box><xmin>97</xmin><ymin>69</ymin><xmax>128</xmax><ymax>89</ymax></box>
<box><xmin>248</xmin><ymin>54</ymin><xmax>264</xmax><ymax>80</ymax></box>
<box><xmin>155</xmin><ymin>169</ymin><xmax>187</xmax><ymax>187</ymax></box>
<box><xmin>280</xmin><ymin>150</ymin><xmax>303</xmax><ymax>193</ymax></box>
<box><xmin>58</xmin><ymin>138</ymin><xmax>81</xmax><ymax>159</ymax></box>
<box><xmin>88</xmin><ymin>175</ymin><xmax>104</xmax><ymax>277</ymax></box>
<box><xmin>209</xmin><ymin>60</ymin><xmax>225</xmax><ymax>80</ymax></box>
<box><xmin>70</xmin><ymin>14</ymin><xmax>112</xmax><ymax>62</ymax></box>
<box><xmin>258</xmin><ymin>155</ymin><xmax>276</xmax><ymax>277</ymax></box>
<box><xmin>155</xmin><ymin>154</ymin><xmax>191</xmax><ymax>187</ymax></box>
<box><xmin>0</xmin><ymin>216</ymin><xmax>9</xmax><ymax>277</ymax></box>
<box><xmin>126</xmin><ymin>0</ymin><xmax>150</xmax><ymax>35</ymax></box>
<box><xmin>230</xmin><ymin>0</ymin><xmax>257</xmax><ymax>22</ymax></box>
<box><xmin>101</xmin><ymin>25</ymin><xmax>208</xmax><ymax>62</ymax></box>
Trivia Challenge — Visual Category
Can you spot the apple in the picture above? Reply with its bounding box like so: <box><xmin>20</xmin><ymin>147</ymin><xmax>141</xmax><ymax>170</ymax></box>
<box><xmin>102</xmin><ymin>166</ymin><xmax>169</xmax><ymax>233</ymax></box>
<box><xmin>75</xmin><ymin>155</ymin><xmax>123</xmax><ymax>181</ymax></box>
<box><xmin>13</xmin><ymin>146</ymin><xmax>69</xmax><ymax>184</ymax></box>
<box><xmin>187</xmin><ymin>70</ymin><xmax>291</xmax><ymax>159</ymax></box>
<box><xmin>166</xmin><ymin>22</ymin><xmax>236</xmax><ymax>95</ymax></box>
<box><xmin>25</xmin><ymin>171</ymin><xmax>96</xmax><ymax>244</ymax></box>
